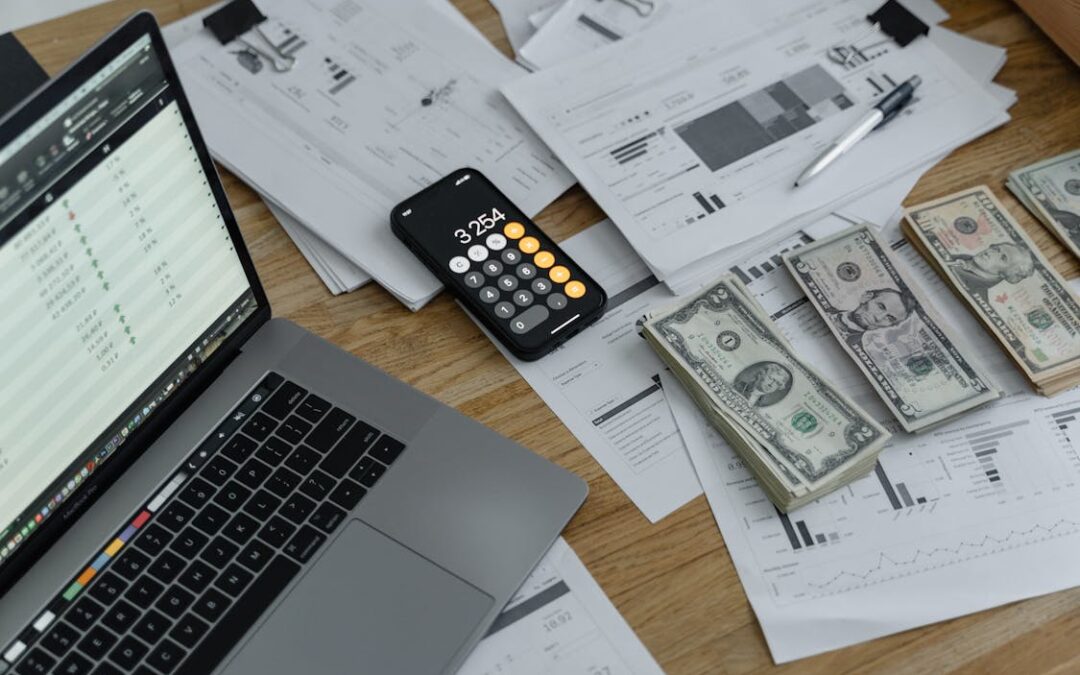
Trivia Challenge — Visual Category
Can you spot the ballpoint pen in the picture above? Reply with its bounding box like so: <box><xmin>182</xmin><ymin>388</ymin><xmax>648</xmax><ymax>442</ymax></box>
<box><xmin>794</xmin><ymin>75</ymin><xmax>921</xmax><ymax>187</ymax></box>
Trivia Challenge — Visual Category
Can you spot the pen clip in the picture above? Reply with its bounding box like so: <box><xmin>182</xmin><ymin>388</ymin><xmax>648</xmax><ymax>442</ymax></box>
<box><xmin>237</xmin><ymin>25</ymin><xmax>296</xmax><ymax>73</ymax></box>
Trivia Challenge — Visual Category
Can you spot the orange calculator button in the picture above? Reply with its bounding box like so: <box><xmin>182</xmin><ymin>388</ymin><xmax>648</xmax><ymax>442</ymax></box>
<box><xmin>565</xmin><ymin>281</ymin><xmax>586</xmax><ymax>299</ymax></box>
<box><xmin>534</xmin><ymin>251</ymin><xmax>555</xmax><ymax>268</ymax></box>
<box><xmin>549</xmin><ymin>265</ymin><xmax>570</xmax><ymax>283</ymax></box>
<box><xmin>519</xmin><ymin>236</ymin><xmax>540</xmax><ymax>254</ymax></box>
<box><xmin>504</xmin><ymin>222</ymin><xmax>525</xmax><ymax>239</ymax></box>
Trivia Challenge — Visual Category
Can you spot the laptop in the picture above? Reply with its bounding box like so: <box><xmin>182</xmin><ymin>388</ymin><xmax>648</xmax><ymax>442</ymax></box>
<box><xmin>0</xmin><ymin>13</ymin><xmax>587</xmax><ymax>675</ymax></box>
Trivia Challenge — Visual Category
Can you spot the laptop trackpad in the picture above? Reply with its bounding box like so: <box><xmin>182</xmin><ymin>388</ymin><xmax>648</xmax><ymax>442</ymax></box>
<box><xmin>222</xmin><ymin>520</ymin><xmax>494</xmax><ymax>675</ymax></box>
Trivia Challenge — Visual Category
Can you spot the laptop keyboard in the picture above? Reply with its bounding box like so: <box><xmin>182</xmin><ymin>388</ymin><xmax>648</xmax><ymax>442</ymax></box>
<box><xmin>2</xmin><ymin>372</ymin><xmax>407</xmax><ymax>675</ymax></box>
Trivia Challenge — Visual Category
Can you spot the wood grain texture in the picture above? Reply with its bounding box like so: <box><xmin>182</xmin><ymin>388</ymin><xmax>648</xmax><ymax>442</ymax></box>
<box><xmin>14</xmin><ymin>1</ymin><xmax>1080</xmax><ymax>672</ymax></box>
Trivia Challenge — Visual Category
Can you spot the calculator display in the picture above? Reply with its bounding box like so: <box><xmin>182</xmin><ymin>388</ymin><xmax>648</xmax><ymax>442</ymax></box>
<box><xmin>391</xmin><ymin>169</ymin><xmax>606</xmax><ymax>361</ymax></box>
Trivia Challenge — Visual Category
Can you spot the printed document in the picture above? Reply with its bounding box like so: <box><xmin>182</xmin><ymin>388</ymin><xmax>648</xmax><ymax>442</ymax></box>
<box><xmin>171</xmin><ymin>0</ymin><xmax>574</xmax><ymax>308</ymax></box>
<box><xmin>663</xmin><ymin>227</ymin><xmax>1080</xmax><ymax>662</ymax></box>
<box><xmin>502</xmin><ymin>0</ymin><xmax>1008</xmax><ymax>283</ymax></box>
<box><xmin>461</xmin><ymin>537</ymin><xmax>664</xmax><ymax>674</ymax></box>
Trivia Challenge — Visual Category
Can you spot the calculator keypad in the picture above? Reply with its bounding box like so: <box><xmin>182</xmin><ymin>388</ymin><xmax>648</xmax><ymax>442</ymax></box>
<box><xmin>449</xmin><ymin>221</ymin><xmax>591</xmax><ymax>338</ymax></box>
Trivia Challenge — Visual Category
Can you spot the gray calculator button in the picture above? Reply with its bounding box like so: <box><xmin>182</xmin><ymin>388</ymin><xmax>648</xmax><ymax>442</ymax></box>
<box><xmin>497</xmin><ymin>275</ymin><xmax>519</xmax><ymax>291</ymax></box>
<box><xmin>494</xmin><ymin>302</ymin><xmax>516</xmax><ymax>319</ymax></box>
<box><xmin>547</xmin><ymin>293</ymin><xmax>567</xmax><ymax>310</ymax></box>
<box><xmin>509</xmin><ymin>305</ymin><xmax>550</xmax><ymax>334</ymax></box>
<box><xmin>482</xmin><ymin>260</ymin><xmax>503</xmax><ymax>276</ymax></box>
<box><xmin>513</xmin><ymin>290</ymin><xmax>534</xmax><ymax>307</ymax></box>
<box><xmin>531</xmin><ymin>278</ymin><xmax>552</xmax><ymax>295</ymax></box>
<box><xmin>463</xmin><ymin>271</ymin><xmax>484</xmax><ymax>288</ymax></box>
<box><xmin>501</xmin><ymin>249</ymin><xmax>522</xmax><ymax>265</ymax></box>
<box><xmin>516</xmin><ymin>263</ymin><xmax>537</xmax><ymax>280</ymax></box>
<box><xmin>479</xmin><ymin>286</ymin><xmax>499</xmax><ymax>304</ymax></box>
<box><xmin>449</xmin><ymin>256</ymin><xmax>469</xmax><ymax>274</ymax></box>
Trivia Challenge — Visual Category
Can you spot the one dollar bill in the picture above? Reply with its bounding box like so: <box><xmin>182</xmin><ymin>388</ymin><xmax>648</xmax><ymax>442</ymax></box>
<box><xmin>903</xmin><ymin>186</ymin><xmax>1080</xmax><ymax>395</ymax></box>
<box><xmin>1006</xmin><ymin>149</ymin><xmax>1080</xmax><ymax>260</ymax></box>
<box><xmin>784</xmin><ymin>224</ymin><xmax>1000</xmax><ymax>432</ymax></box>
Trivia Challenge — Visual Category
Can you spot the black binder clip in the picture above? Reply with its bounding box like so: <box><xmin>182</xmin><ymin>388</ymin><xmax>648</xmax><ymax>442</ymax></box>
<box><xmin>203</xmin><ymin>0</ymin><xmax>296</xmax><ymax>73</ymax></box>
<box><xmin>827</xmin><ymin>0</ymin><xmax>930</xmax><ymax>67</ymax></box>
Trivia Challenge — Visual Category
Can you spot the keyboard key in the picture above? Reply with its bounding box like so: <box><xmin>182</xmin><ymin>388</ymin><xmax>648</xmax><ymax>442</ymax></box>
<box><xmin>88</xmin><ymin>573</ymin><xmax>129</xmax><ymax>606</ymax></box>
<box><xmin>192</xmin><ymin>503</ymin><xmax>229</xmax><ymax>536</ymax></box>
<box><xmin>101</xmin><ymin>599</ymin><xmax>141</xmax><ymax>635</ymax></box>
<box><xmin>284</xmin><ymin>446</ymin><xmax>319</xmax><ymax>475</ymax></box>
<box><xmin>177</xmin><ymin>560</ymin><xmax>217</xmax><ymax>595</ymax></box>
<box><xmin>237</xmin><ymin>539</ymin><xmax>275</xmax><ymax>573</ymax></box>
<box><xmin>265</xmin><ymin>467</ymin><xmax>301</xmax><ymax>498</ymax></box>
<box><xmin>192</xmin><ymin>588</ymin><xmax>231</xmax><ymax>623</ymax></box>
<box><xmin>112</xmin><ymin>548</ymin><xmax>151</xmax><ymax>582</ymax></box>
<box><xmin>235</xmin><ymin>458</ymin><xmax>273</xmax><ymax>490</ymax></box>
<box><xmin>276</xmin><ymin>416</ymin><xmax>311</xmax><ymax>445</ymax></box>
<box><xmin>41</xmin><ymin>621</ymin><xmax>79</xmax><ymax>657</ymax></box>
<box><xmin>17</xmin><ymin>648</ymin><xmax>55</xmax><ymax>674</ymax></box>
<box><xmin>257</xmin><ymin>516</ymin><xmax>295</xmax><ymax>548</ymax></box>
<box><xmin>177</xmin><ymin>556</ymin><xmax>299</xmax><ymax>675</ymax></box>
<box><xmin>368</xmin><ymin>434</ymin><xmax>405</xmax><ymax>464</ymax></box>
<box><xmin>279</xmin><ymin>493</ymin><xmax>316</xmax><ymax>524</ymax></box>
<box><xmin>157</xmin><ymin>501</ymin><xmax>196</xmax><ymax>532</ymax></box>
<box><xmin>355</xmin><ymin>460</ymin><xmax>388</xmax><ymax>488</ymax></box>
<box><xmin>200</xmin><ymin>455</ymin><xmax>238</xmax><ymax>487</ymax></box>
<box><xmin>134</xmin><ymin>524</ymin><xmax>173</xmax><ymax>557</ymax></box>
<box><xmin>67</xmin><ymin>597</ymin><xmax>105</xmax><ymax>631</ymax></box>
<box><xmin>78</xmin><ymin>626</ymin><xmax>117</xmax><ymax>660</ymax></box>
<box><xmin>242</xmin><ymin>412</ymin><xmax>277</xmax><ymax>442</ymax></box>
<box><xmin>259</xmin><ymin>372</ymin><xmax>284</xmax><ymax>391</ymax></box>
<box><xmin>261</xmin><ymin>381</ymin><xmax>306</xmax><ymax>419</ymax></box>
<box><xmin>295</xmin><ymin>394</ymin><xmax>331</xmax><ymax>424</ymax></box>
<box><xmin>169</xmin><ymin>614</ymin><xmax>209</xmax><ymax>649</ymax></box>
<box><xmin>214</xmin><ymin>563</ymin><xmax>254</xmax><ymax>597</ymax></box>
<box><xmin>283</xmin><ymin>526</ymin><xmax>326</xmax><ymax>564</ymax></box>
<box><xmin>328</xmin><ymin>480</ymin><xmax>366</xmax><ymax>511</ymax></box>
<box><xmin>320</xmin><ymin>421</ymin><xmax>378</xmax><ymax>477</ymax></box>
<box><xmin>91</xmin><ymin>662</ymin><xmax>122</xmax><ymax>675</ymax></box>
<box><xmin>220</xmin><ymin>435</ymin><xmax>258</xmax><ymax>464</ymax></box>
<box><xmin>125</xmin><ymin>575</ymin><xmax>164</xmax><ymax>609</ymax></box>
<box><xmin>156</xmin><ymin>586</ymin><xmax>195</xmax><ymax>620</ymax></box>
<box><xmin>308</xmin><ymin>503</ymin><xmax>347</xmax><ymax>535</ymax></box>
<box><xmin>348</xmin><ymin>456</ymin><xmax>375</xmax><ymax>483</ymax></box>
<box><xmin>169</xmin><ymin>527</ymin><xmax>209</xmax><ymax>559</ymax></box>
<box><xmin>148</xmin><ymin>550</ymin><xmax>187</xmax><ymax>584</ymax></box>
<box><xmin>199</xmin><ymin>537</ymin><xmax>239</xmax><ymax>568</ymax></box>
<box><xmin>222</xmin><ymin>513</ymin><xmax>259</xmax><ymax>546</ymax></box>
<box><xmin>242</xmin><ymin>489</ymin><xmax>281</xmax><ymax>521</ymax></box>
<box><xmin>256</xmin><ymin>436</ymin><xmax>291</xmax><ymax>466</ymax></box>
<box><xmin>177</xmin><ymin>478</ymin><xmax>215</xmax><ymax>509</ymax></box>
<box><xmin>132</xmin><ymin>609</ymin><xmax>172</xmax><ymax>646</ymax></box>
<box><xmin>212</xmin><ymin>481</ymin><xmax>251</xmax><ymax>512</ymax></box>
<box><xmin>107</xmin><ymin>635</ymin><xmax>148</xmax><ymax>670</ymax></box>
<box><xmin>304</xmin><ymin>408</ymin><xmax>355</xmax><ymax>452</ymax></box>
<box><xmin>146</xmin><ymin>639</ymin><xmax>186</xmax><ymax>674</ymax></box>
<box><xmin>299</xmin><ymin>470</ymin><xmax>335</xmax><ymax>501</ymax></box>
<box><xmin>54</xmin><ymin>652</ymin><xmax>93</xmax><ymax>675</ymax></box>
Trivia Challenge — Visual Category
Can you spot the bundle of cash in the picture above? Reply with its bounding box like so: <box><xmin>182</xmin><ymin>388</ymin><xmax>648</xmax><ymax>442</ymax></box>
<box><xmin>783</xmin><ymin>225</ymin><xmax>1001</xmax><ymax>432</ymax></box>
<box><xmin>640</xmin><ymin>276</ymin><xmax>890</xmax><ymax>511</ymax></box>
<box><xmin>903</xmin><ymin>186</ymin><xmax>1080</xmax><ymax>396</ymax></box>
<box><xmin>1006</xmin><ymin>150</ymin><xmax>1080</xmax><ymax>260</ymax></box>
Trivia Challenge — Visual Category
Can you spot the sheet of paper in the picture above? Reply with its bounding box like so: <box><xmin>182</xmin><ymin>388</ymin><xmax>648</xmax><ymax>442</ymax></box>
<box><xmin>478</xmin><ymin>220</ymin><xmax>702</xmax><ymax>522</ymax></box>
<box><xmin>663</xmin><ymin>225</ymin><xmax>1080</xmax><ymax>663</ymax></box>
<box><xmin>491</xmin><ymin>0</ymin><xmax>566</xmax><ymax>55</ymax></box>
<box><xmin>268</xmin><ymin>202</ymin><xmax>371</xmax><ymax>294</ymax></box>
<box><xmin>170</xmin><ymin>0</ymin><xmax>574</xmax><ymax>309</ymax></box>
<box><xmin>460</xmin><ymin>537</ymin><xmax>664</xmax><ymax>674</ymax></box>
<box><xmin>502</xmin><ymin>0</ymin><xmax>1009</xmax><ymax>284</ymax></box>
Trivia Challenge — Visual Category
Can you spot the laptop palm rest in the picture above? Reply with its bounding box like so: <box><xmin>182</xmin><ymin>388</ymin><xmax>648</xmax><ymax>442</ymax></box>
<box><xmin>221</xmin><ymin>520</ymin><xmax>493</xmax><ymax>674</ymax></box>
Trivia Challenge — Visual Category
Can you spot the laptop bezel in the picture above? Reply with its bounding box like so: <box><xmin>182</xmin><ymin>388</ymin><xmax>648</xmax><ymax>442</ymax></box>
<box><xmin>0</xmin><ymin>11</ymin><xmax>271</xmax><ymax>595</ymax></box>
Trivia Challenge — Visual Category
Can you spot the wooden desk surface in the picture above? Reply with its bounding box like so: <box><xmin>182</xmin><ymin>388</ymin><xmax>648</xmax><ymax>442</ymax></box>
<box><xmin>15</xmin><ymin>1</ymin><xmax>1080</xmax><ymax>672</ymax></box>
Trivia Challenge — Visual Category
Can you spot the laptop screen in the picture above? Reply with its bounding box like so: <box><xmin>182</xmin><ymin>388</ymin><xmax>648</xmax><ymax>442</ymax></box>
<box><xmin>0</xmin><ymin>33</ymin><xmax>258</xmax><ymax>566</ymax></box>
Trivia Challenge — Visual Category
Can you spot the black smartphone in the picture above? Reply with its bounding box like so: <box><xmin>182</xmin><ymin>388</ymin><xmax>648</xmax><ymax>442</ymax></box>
<box><xmin>391</xmin><ymin>169</ymin><xmax>607</xmax><ymax>361</ymax></box>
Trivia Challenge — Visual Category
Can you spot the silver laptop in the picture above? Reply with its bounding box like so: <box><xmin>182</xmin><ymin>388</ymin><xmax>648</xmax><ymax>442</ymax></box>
<box><xmin>0</xmin><ymin>13</ymin><xmax>586</xmax><ymax>675</ymax></box>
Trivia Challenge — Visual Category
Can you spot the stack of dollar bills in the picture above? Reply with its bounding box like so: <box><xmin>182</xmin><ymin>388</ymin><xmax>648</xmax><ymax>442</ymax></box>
<box><xmin>1006</xmin><ymin>149</ymin><xmax>1080</xmax><ymax>261</ymax></box>
<box><xmin>640</xmin><ymin>277</ymin><xmax>890</xmax><ymax>511</ymax></box>
<box><xmin>903</xmin><ymin>186</ymin><xmax>1080</xmax><ymax>396</ymax></box>
<box><xmin>783</xmin><ymin>224</ymin><xmax>1001</xmax><ymax>433</ymax></box>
